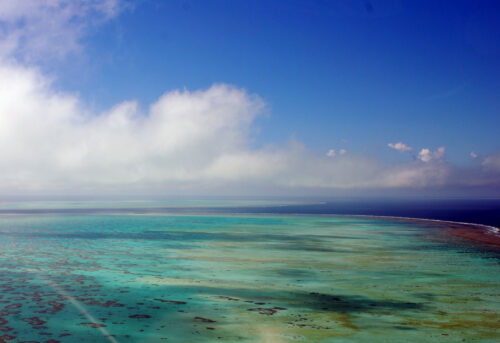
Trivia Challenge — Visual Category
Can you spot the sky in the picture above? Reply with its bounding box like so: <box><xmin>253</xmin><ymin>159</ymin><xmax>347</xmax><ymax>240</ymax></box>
<box><xmin>0</xmin><ymin>0</ymin><xmax>499</xmax><ymax>198</ymax></box>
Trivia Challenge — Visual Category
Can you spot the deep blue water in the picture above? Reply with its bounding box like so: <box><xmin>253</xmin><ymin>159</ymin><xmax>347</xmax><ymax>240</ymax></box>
<box><xmin>230</xmin><ymin>199</ymin><xmax>500</xmax><ymax>228</ymax></box>
<box><xmin>3</xmin><ymin>198</ymin><xmax>498</xmax><ymax>228</ymax></box>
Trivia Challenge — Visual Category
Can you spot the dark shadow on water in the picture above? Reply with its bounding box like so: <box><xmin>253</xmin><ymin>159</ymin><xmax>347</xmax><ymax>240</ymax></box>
<box><xmin>275</xmin><ymin>268</ymin><xmax>316</xmax><ymax>278</ymax></box>
<box><xmin>303</xmin><ymin>291</ymin><xmax>422</xmax><ymax>312</ymax></box>
<box><xmin>150</xmin><ymin>284</ymin><xmax>427</xmax><ymax>315</ymax></box>
<box><xmin>394</xmin><ymin>325</ymin><xmax>417</xmax><ymax>330</ymax></box>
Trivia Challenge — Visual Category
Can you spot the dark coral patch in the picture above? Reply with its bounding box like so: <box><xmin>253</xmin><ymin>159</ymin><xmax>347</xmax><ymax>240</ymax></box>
<box><xmin>0</xmin><ymin>334</ymin><xmax>15</xmax><ymax>342</ymax></box>
<box><xmin>76</xmin><ymin>298</ymin><xmax>124</xmax><ymax>308</ymax></box>
<box><xmin>22</xmin><ymin>317</ymin><xmax>46</xmax><ymax>326</ymax></box>
<box><xmin>194</xmin><ymin>316</ymin><xmax>216</xmax><ymax>323</ymax></box>
<box><xmin>154</xmin><ymin>299</ymin><xmax>187</xmax><ymax>305</ymax></box>
<box><xmin>129</xmin><ymin>314</ymin><xmax>151</xmax><ymax>319</ymax></box>
<box><xmin>247</xmin><ymin>307</ymin><xmax>287</xmax><ymax>316</ymax></box>
<box><xmin>217</xmin><ymin>296</ymin><xmax>239</xmax><ymax>301</ymax></box>
<box><xmin>80</xmin><ymin>322</ymin><xmax>107</xmax><ymax>328</ymax></box>
<box><xmin>247</xmin><ymin>308</ymin><xmax>278</xmax><ymax>315</ymax></box>
<box><xmin>46</xmin><ymin>301</ymin><xmax>65</xmax><ymax>314</ymax></box>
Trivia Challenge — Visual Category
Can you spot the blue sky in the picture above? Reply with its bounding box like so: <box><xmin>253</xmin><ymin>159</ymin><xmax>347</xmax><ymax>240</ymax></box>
<box><xmin>0</xmin><ymin>0</ymin><xmax>499</xmax><ymax>197</ymax></box>
<box><xmin>51</xmin><ymin>0</ymin><xmax>500</xmax><ymax>163</ymax></box>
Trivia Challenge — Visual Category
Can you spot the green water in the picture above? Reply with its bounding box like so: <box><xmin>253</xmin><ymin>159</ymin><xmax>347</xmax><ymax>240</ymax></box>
<box><xmin>0</xmin><ymin>212</ymin><xmax>498</xmax><ymax>342</ymax></box>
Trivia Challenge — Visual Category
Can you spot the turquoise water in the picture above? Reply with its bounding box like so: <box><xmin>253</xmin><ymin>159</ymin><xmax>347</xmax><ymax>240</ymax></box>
<box><xmin>0</xmin><ymin>211</ymin><xmax>499</xmax><ymax>342</ymax></box>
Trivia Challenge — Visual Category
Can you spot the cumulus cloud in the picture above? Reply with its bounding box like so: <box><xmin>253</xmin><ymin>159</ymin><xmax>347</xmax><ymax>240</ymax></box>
<box><xmin>0</xmin><ymin>0</ymin><xmax>121</xmax><ymax>61</ymax></box>
<box><xmin>0</xmin><ymin>61</ymin><xmax>464</xmax><ymax>195</ymax></box>
<box><xmin>326</xmin><ymin>149</ymin><xmax>346</xmax><ymax>158</ymax></box>
<box><xmin>0</xmin><ymin>63</ymin><xmax>260</xmax><ymax>191</ymax></box>
<box><xmin>0</xmin><ymin>1</ymin><xmax>498</xmax><ymax>196</ymax></box>
<box><xmin>417</xmin><ymin>147</ymin><xmax>445</xmax><ymax>163</ymax></box>
<box><xmin>388</xmin><ymin>141</ymin><xmax>412</xmax><ymax>152</ymax></box>
<box><xmin>9</xmin><ymin>62</ymin><xmax>500</xmax><ymax>196</ymax></box>
<box><xmin>0</xmin><ymin>61</ymin><xmax>498</xmax><ymax>195</ymax></box>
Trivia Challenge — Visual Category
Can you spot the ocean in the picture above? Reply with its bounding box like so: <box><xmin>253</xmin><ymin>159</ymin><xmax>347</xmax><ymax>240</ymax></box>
<box><xmin>0</xmin><ymin>199</ymin><xmax>499</xmax><ymax>342</ymax></box>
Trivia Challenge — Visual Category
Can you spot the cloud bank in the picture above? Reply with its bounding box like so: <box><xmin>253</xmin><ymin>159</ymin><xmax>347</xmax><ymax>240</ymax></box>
<box><xmin>0</xmin><ymin>1</ymin><xmax>498</xmax><ymax>196</ymax></box>
<box><xmin>0</xmin><ymin>62</ymin><xmax>381</xmax><ymax>193</ymax></box>
<box><xmin>0</xmin><ymin>61</ymin><xmax>499</xmax><ymax>196</ymax></box>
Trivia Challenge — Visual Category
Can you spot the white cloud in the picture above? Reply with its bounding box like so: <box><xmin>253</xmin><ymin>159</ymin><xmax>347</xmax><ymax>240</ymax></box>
<box><xmin>0</xmin><ymin>0</ymin><xmax>121</xmax><ymax>61</ymax></box>
<box><xmin>470</xmin><ymin>151</ymin><xmax>478</xmax><ymax>158</ymax></box>
<box><xmin>0</xmin><ymin>2</ymin><xmax>498</xmax><ymax>196</ymax></box>
<box><xmin>418</xmin><ymin>149</ymin><xmax>432</xmax><ymax>162</ymax></box>
<box><xmin>417</xmin><ymin>147</ymin><xmax>445</xmax><ymax>163</ymax></box>
<box><xmin>326</xmin><ymin>149</ymin><xmax>345</xmax><ymax>158</ymax></box>
<box><xmin>0</xmin><ymin>61</ymin><xmax>497</xmax><ymax>195</ymax></box>
<box><xmin>388</xmin><ymin>141</ymin><xmax>412</xmax><ymax>152</ymax></box>
<box><xmin>326</xmin><ymin>149</ymin><xmax>336</xmax><ymax>157</ymax></box>
<box><xmin>0</xmin><ymin>63</ymin><xmax>263</xmax><ymax>191</ymax></box>
<box><xmin>0</xmin><ymin>61</ymin><xmax>461</xmax><ymax>194</ymax></box>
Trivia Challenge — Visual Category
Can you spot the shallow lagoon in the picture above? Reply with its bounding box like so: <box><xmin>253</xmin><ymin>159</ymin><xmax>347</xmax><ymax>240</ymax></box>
<box><xmin>0</xmin><ymin>211</ymin><xmax>499</xmax><ymax>342</ymax></box>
